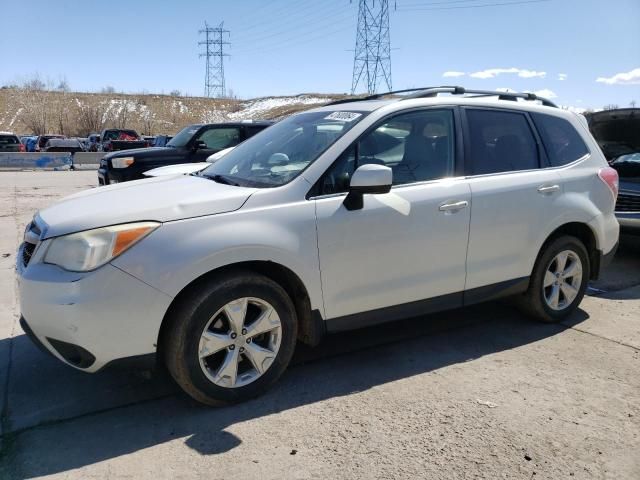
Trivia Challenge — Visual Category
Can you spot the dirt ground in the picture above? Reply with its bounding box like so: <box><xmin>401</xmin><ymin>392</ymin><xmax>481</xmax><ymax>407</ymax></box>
<box><xmin>0</xmin><ymin>171</ymin><xmax>638</xmax><ymax>479</ymax></box>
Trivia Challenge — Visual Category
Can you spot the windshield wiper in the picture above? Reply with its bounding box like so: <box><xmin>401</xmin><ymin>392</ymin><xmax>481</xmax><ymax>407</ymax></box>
<box><xmin>202</xmin><ymin>173</ymin><xmax>241</xmax><ymax>186</ymax></box>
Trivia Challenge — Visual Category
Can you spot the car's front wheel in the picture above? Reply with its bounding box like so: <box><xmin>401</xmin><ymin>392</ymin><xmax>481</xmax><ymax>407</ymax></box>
<box><xmin>163</xmin><ymin>271</ymin><xmax>298</xmax><ymax>406</ymax></box>
<box><xmin>519</xmin><ymin>235</ymin><xmax>590</xmax><ymax>323</ymax></box>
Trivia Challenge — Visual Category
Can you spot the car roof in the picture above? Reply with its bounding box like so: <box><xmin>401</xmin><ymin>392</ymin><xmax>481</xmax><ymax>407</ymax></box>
<box><xmin>310</xmin><ymin>86</ymin><xmax>563</xmax><ymax>114</ymax></box>
<box><xmin>307</xmin><ymin>91</ymin><xmax>579</xmax><ymax>123</ymax></box>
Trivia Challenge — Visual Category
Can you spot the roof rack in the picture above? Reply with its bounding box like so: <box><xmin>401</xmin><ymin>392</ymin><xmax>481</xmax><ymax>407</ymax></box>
<box><xmin>325</xmin><ymin>87</ymin><xmax>442</xmax><ymax>106</ymax></box>
<box><xmin>325</xmin><ymin>86</ymin><xmax>558</xmax><ymax>108</ymax></box>
<box><xmin>401</xmin><ymin>86</ymin><xmax>558</xmax><ymax>108</ymax></box>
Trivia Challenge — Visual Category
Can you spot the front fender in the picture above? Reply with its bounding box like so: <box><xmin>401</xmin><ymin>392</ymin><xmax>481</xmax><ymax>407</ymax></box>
<box><xmin>111</xmin><ymin>201</ymin><xmax>324</xmax><ymax>315</ymax></box>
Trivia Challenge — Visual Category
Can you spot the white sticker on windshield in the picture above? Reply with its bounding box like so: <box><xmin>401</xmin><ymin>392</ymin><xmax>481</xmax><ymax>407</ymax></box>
<box><xmin>324</xmin><ymin>111</ymin><xmax>362</xmax><ymax>122</ymax></box>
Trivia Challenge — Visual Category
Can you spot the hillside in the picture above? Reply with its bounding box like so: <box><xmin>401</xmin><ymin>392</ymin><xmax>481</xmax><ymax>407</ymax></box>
<box><xmin>0</xmin><ymin>88</ymin><xmax>345</xmax><ymax>136</ymax></box>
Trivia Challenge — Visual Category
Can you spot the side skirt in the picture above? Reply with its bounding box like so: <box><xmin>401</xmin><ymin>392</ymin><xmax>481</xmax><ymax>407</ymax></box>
<box><xmin>324</xmin><ymin>277</ymin><xmax>529</xmax><ymax>333</ymax></box>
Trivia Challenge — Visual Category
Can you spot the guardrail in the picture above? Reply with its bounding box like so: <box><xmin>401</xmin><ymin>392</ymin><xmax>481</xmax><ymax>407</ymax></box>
<box><xmin>0</xmin><ymin>153</ymin><xmax>72</xmax><ymax>171</ymax></box>
<box><xmin>0</xmin><ymin>152</ymin><xmax>104</xmax><ymax>171</ymax></box>
<box><xmin>72</xmin><ymin>152</ymin><xmax>103</xmax><ymax>170</ymax></box>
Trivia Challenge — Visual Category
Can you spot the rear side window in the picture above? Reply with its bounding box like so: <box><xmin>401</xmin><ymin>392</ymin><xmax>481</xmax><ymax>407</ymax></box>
<box><xmin>531</xmin><ymin>113</ymin><xmax>589</xmax><ymax>166</ymax></box>
<box><xmin>465</xmin><ymin>109</ymin><xmax>539</xmax><ymax>175</ymax></box>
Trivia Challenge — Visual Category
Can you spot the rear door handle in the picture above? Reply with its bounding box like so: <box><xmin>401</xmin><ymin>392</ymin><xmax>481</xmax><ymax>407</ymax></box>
<box><xmin>439</xmin><ymin>200</ymin><xmax>469</xmax><ymax>212</ymax></box>
<box><xmin>537</xmin><ymin>184</ymin><xmax>560</xmax><ymax>194</ymax></box>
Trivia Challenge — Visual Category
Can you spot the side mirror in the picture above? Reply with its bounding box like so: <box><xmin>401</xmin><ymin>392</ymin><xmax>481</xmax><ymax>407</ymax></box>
<box><xmin>193</xmin><ymin>140</ymin><xmax>207</xmax><ymax>150</ymax></box>
<box><xmin>344</xmin><ymin>164</ymin><xmax>392</xmax><ymax>211</ymax></box>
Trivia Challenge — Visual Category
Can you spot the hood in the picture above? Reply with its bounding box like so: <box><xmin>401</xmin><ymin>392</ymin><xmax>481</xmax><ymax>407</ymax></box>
<box><xmin>143</xmin><ymin>163</ymin><xmax>209</xmax><ymax>177</ymax></box>
<box><xmin>586</xmin><ymin>108</ymin><xmax>640</xmax><ymax>160</ymax></box>
<box><xmin>37</xmin><ymin>175</ymin><xmax>257</xmax><ymax>238</ymax></box>
<box><xmin>104</xmin><ymin>146</ymin><xmax>176</xmax><ymax>159</ymax></box>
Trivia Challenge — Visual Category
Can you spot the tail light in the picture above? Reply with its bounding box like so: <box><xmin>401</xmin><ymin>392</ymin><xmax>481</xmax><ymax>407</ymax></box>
<box><xmin>19</xmin><ymin>144</ymin><xmax>25</xmax><ymax>152</ymax></box>
<box><xmin>598</xmin><ymin>167</ymin><xmax>619</xmax><ymax>201</ymax></box>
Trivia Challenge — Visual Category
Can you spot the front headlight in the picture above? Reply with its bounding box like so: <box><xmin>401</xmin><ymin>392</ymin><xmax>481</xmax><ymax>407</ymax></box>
<box><xmin>43</xmin><ymin>222</ymin><xmax>159</xmax><ymax>272</ymax></box>
<box><xmin>112</xmin><ymin>156</ymin><xmax>135</xmax><ymax>169</ymax></box>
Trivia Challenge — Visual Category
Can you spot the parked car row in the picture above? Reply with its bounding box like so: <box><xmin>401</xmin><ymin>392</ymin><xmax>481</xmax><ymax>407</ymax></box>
<box><xmin>18</xmin><ymin>87</ymin><xmax>621</xmax><ymax>407</ymax></box>
<box><xmin>12</xmin><ymin>130</ymin><xmax>174</xmax><ymax>153</ymax></box>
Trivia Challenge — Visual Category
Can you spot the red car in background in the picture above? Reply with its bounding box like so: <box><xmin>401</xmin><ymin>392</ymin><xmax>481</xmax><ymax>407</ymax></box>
<box><xmin>100</xmin><ymin>129</ymin><xmax>148</xmax><ymax>152</ymax></box>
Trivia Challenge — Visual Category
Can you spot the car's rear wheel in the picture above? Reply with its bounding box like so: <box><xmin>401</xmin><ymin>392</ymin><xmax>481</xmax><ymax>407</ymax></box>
<box><xmin>519</xmin><ymin>235</ymin><xmax>590</xmax><ymax>323</ymax></box>
<box><xmin>163</xmin><ymin>271</ymin><xmax>298</xmax><ymax>406</ymax></box>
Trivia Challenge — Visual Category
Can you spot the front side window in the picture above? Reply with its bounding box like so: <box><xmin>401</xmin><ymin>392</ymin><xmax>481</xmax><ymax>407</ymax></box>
<box><xmin>200</xmin><ymin>110</ymin><xmax>367</xmax><ymax>188</ymax></box>
<box><xmin>319</xmin><ymin>109</ymin><xmax>455</xmax><ymax>195</ymax></box>
<box><xmin>531</xmin><ymin>113</ymin><xmax>589</xmax><ymax>166</ymax></box>
<box><xmin>466</xmin><ymin>109</ymin><xmax>539</xmax><ymax>175</ymax></box>
<box><xmin>197</xmin><ymin>127</ymin><xmax>241</xmax><ymax>149</ymax></box>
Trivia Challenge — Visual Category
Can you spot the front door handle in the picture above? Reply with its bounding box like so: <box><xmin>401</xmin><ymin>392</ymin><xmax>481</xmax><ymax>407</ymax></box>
<box><xmin>537</xmin><ymin>184</ymin><xmax>560</xmax><ymax>194</ymax></box>
<box><xmin>439</xmin><ymin>200</ymin><xmax>469</xmax><ymax>212</ymax></box>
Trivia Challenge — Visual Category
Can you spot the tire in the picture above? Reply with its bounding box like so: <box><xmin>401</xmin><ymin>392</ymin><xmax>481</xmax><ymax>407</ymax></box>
<box><xmin>519</xmin><ymin>235</ymin><xmax>590</xmax><ymax>323</ymax></box>
<box><xmin>163</xmin><ymin>271</ymin><xmax>298</xmax><ymax>406</ymax></box>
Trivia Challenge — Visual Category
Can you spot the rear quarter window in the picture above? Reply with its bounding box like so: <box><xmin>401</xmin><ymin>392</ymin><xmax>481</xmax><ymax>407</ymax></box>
<box><xmin>531</xmin><ymin>113</ymin><xmax>589</xmax><ymax>167</ymax></box>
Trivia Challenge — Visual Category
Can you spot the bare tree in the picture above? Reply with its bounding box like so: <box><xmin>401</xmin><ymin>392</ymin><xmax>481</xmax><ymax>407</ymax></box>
<box><xmin>141</xmin><ymin>111</ymin><xmax>157</xmax><ymax>135</ymax></box>
<box><xmin>56</xmin><ymin>77</ymin><xmax>70</xmax><ymax>92</ymax></box>
<box><xmin>603</xmin><ymin>104</ymin><xmax>619</xmax><ymax>111</ymax></box>
<box><xmin>630</xmin><ymin>100</ymin><xmax>637</xmax><ymax>108</ymax></box>
<box><xmin>170</xmin><ymin>89</ymin><xmax>181</xmax><ymax>97</ymax></box>
<box><xmin>113</xmin><ymin>99</ymin><xmax>137</xmax><ymax>129</ymax></box>
<box><xmin>101</xmin><ymin>85</ymin><xmax>115</xmax><ymax>94</ymax></box>
<box><xmin>19</xmin><ymin>76</ymin><xmax>50</xmax><ymax>134</ymax></box>
<box><xmin>76</xmin><ymin>101</ymin><xmax>109</xmax><ymax>136</ymax></box>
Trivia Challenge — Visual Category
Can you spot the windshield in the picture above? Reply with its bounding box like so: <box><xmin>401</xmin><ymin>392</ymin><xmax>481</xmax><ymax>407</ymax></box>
<box><xmin>200</xmin><ymin>110</ymin><xmax>366</xmax><ymax>187</ymax></box>
<box><xmin>167</xmin><ymin>125</ymin><xmax>200</xmax><ymax>147</ymax></box>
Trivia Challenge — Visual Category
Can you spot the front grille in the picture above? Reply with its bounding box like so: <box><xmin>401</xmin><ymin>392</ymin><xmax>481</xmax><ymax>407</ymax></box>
<box><xmin>22</xmin><ymin>242</ymin><xmax>36</xmax><ymax>266</ymax></box>
<box><xmin>616</xmin><ymin>192</ymin><xmax>640</xmax><ymax>213</ymax></box>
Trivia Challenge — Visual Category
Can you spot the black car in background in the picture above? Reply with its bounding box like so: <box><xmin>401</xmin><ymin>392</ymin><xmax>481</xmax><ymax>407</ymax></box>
<box><xmin>43</xmin><ymin>138</ymin><xmax>85</xmax><ymax>153</ymax></box>
<box><xmin>98</xmin><ymin>121</ymin><xmax>273</xmax><ymax>184</ymax></box>
<box><xmin>0</xmin><ymin>132</ymin><xmax>24</xmax><ymax>152</ymax></box>
<box><xmin>35</xmin><ymin>134</ymin><xmax>65</xmax><ymax>152</ymax></box>
<box><xmin>586</xmin><ymin>108</ymin><xmax>640</xmax><ymax>233</ymax></box>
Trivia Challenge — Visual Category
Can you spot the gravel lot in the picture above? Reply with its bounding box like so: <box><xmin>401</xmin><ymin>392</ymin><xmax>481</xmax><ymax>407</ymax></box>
<box><xmin>0</xmin><ymin>171</ymin><xmax>638</xmax><ymax>480</ymax></box>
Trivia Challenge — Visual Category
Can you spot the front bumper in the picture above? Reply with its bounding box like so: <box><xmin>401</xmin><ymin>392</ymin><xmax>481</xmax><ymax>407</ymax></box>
<box><xmin>17</xmin><ymin>258</ymin><xmax>173</xmax><ymax>372</ymax></box>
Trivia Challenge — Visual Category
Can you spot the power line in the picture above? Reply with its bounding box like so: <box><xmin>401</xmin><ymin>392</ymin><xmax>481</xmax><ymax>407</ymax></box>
<box><xmin>351</xmin><ymin>0</ymin><xmax>393</xmax><ymax>94</ymax></box>
<box><xmin>397</xmin><ymin>0</ymin><xmax>550</xmax><ymax>12</ymax></box>
<box><xmin>199</xmin><ymin>22</ymin><xmax>230</xmax><ymax>98</ymax></box>
<box><xmin>234</xmin><ymin>0</ymin><xmax>338</xmax><ymax>40</ymax></box>
<box><xmin>233</xmin><ymin>12</ymin><xmax>355</xmax><ymax>52</ymax></box>
<box><xmin>233</xmin><ymin>21</ymin><xmax>354</xmax><ymax>56</ymax></box>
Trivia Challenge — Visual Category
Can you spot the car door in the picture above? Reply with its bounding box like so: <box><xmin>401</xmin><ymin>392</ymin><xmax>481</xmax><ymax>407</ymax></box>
<box><xmin>313</xmin><ymin>108</ymin><xmax>471</xmax><ymax>325</ymax></box>
<box><xmin>191</xmin><ymin>126</ymin><xmax>242</xmax><ymax>162</ymax></box>
<box><xmin>462</xmin><ymin>107</ymin><xmax>563</xmax><ymax>291</ymax></box>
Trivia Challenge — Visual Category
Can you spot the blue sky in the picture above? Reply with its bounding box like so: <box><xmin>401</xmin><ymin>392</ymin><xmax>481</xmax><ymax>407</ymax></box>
<box><xmin>2</xmin><ymin>0</ymin><xmax>639</xmax><ymax>109</ymax></box>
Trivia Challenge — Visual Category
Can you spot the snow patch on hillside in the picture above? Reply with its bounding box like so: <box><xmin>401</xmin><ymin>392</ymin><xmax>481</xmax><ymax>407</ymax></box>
<box><xmin>228</xmin><ymin>95</ymin><xmax>330</xmax><ymax>120</ymax></box>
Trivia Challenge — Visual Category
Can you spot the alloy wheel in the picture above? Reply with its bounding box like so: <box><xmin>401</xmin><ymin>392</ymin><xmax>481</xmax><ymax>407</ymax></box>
<box><xmin>543</xmin><ymin>250</ymin><xmax>583</xmax><ymax>311</ymax></box>
<box><xmin>198</xmin><ymin>297</ymin><xmax>282</xmax><ymax>388</ymax></box>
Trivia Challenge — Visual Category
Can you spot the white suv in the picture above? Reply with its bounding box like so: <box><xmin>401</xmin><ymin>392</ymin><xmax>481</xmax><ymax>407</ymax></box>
<box><xmin>17</xmin><ymin>87</ymin><xmax>619</xmax><ymax>405</ymax></box>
